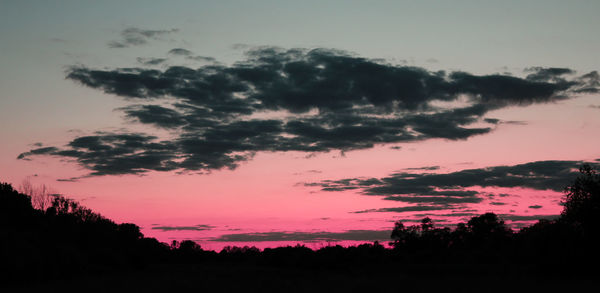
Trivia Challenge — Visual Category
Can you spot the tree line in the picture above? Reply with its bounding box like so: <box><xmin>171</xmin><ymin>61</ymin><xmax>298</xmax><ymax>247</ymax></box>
<box><xmin>1</xmin><ymin>165</ymin><xmax>599</xmax><ymax>286</ymax></box>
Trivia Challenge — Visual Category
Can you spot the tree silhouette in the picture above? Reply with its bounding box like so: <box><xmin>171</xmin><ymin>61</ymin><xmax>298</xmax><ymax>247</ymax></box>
<box><xmin>18</xmin><ymin>179</ymin><xmax>55</xmax><ymax>211</ymax></box>
<box><xmin>561</xmin><ymin>164</ymin><xmax>600</xmax><ymax>235</ymax></box>
<box><xmin>466</xmin><ymin>213</ymin><xmax>512</xmax><ymax>238</ymax></box>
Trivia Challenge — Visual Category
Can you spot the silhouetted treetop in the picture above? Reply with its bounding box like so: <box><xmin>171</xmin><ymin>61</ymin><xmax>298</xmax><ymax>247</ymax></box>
<box><xmin>561</xmin><ymin>164</ymin><xmax>600</xmax><ymax>233</ymax></box>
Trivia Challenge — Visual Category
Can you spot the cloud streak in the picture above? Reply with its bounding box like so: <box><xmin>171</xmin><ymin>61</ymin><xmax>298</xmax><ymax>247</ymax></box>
<box><xmin>209</xmin><ymin>230</ymin><xmax>391</xmax><ymax>242</ymax></box>
<box><xmin>308</xmin><ymin>160</ymin><xmax>600</xmax><ymax>207</ymax></box>
<box><xmin>151</xmin><ymin>224</ymin><xmax>214</xmax><ymax>231</ymax></box>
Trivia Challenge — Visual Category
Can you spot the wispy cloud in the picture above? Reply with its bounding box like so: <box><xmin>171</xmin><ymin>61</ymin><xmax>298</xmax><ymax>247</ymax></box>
<box><xmin>108</xmin><ymin>27</ymin><xmax>178</xmax><ymax>48</ymax></box>
<box><xmin>151</xmin><ymin>224</ymin><xmax>215</xmax><ymax>231</ymax></box>
<box><xmin>210</xmin><ymin>230</ymin><xmax>391</xmax><ymax>242</ymax></box>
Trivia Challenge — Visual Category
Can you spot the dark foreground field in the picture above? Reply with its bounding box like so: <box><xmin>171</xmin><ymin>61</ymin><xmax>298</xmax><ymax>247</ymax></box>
<box><xmin>10</xmin><ymin>262</ymin><xmax>599</xmax><ymax>293</ymax></box>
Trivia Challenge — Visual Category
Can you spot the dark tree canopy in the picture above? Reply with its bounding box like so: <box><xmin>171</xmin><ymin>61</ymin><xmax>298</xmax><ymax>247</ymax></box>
<box><xmin>561</xmin><ymin>164</ymin><xmax>600</xmax><ymax>235</ymax></box>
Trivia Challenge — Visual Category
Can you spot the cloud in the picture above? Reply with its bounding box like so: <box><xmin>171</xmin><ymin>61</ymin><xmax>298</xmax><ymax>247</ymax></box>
<box><xmin>308</xmin><ymin>160</ymin><xmax>600</xmax><ymax>206</ymax></box>
<box><xmin>352</xmin><ymin>205</ymin><xmax>451</xmax><ymax>213</ymax></box>
<box><xmin>499</xmin><ymin>214</ymin><xmax>559</xmax><ymax>221</ymax></box>
<box><xmin>186</xmin><ymin>55</ymin><xmax>217</xmax><ymax>63</ymax></box>
<box><xmin>151</xmin><ymin>224</ymin><xmax>215</xmax><ymax>231</ymax></box>
<box><xmin>168</xmin><ymin>48</ymin><xmax>193</xmax><ymax>56</ymax></box>
<box><xmin>167</xmin><ymin>48</ymin><xmax>216</xmax><ymax>63</ymax></box>
<box><xmin>403</xmin><ymin>166</ymin><xmax>440</xmax><ymax>171</ymax></box>
<box><xmin>525</xmin><ymin>67</ymin><xmax>575</xmax><ymax>82</ymax></box>
<box><xmin>528</xmin><ymin>205</ymin><xmax>543</xmax><ymax>209</ymax></box>
<box><xmin>382</xmin><ymin>195</ymin><xmax>483</xmax><ymax>204</ymax></box>
<box><xmin>483</xmin><ymin>118</ymin><xmax>527</xmax><ymax>125</ymax></box>
<box><xmin>136</xmin><ymin>57</ymin><xmax>167</xmax><ymax>66</ymax></box>
<box><xmin>108</xmin><ymin>27</ymin><xmax>178</xmax><ymax>48</ymax></box>
<box><xmin>20</xmin><ymin>132</ymin><xmax>180</xmax><ymax>178</ymax></box>
<box><xmin>414</xmin><ymin>212</ymin><xmax>478</xmax><ymax>218</ymax></box>
<box><xmin>209</xmin><ymin>230</ymin><xmax>391</xmax><ymax>242</ymax></box>
<box><xmin>20</xmin><ymin>47</ymin><xmax>599</xmax><ymax>177</ymax></box>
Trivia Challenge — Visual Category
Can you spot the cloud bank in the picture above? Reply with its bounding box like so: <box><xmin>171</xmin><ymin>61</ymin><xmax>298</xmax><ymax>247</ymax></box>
<box><xmin>308</xmin><ymin>160</ymin><xmax>600</xmax><ymax>212</ymax></box>
<box><xmin>18</xmin><ymin>47</ymin><xmax>599</xmax><ymax>178</ymax></box>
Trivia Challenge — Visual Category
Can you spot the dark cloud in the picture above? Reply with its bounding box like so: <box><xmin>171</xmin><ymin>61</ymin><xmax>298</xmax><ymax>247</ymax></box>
<box><xmin>525</xmin><ymin>67</ymin><xmax>575</xmax><ymax>82</ymax></box>
<box><xmin>168</xmin><ymin>48</ymin><xmax>193</xmax><ymax>56</ymax></box>
<box><xmin>308</xmin><ymin>160</ymin><xmax>600</xmax><ymax>206</ymax></box>
<box><xmin>17</xmin><ymin>147</ymin><xmax>59</xmax><ymax>160</ymax></box>
<box><xmin>20</xmin><ymin>47</ymin><xmax>599</xmax><ymax>177</ymax></box>
<box><xmin>484</xmin><ymin>118</ymin><xmax>527</xmax><ymax>125</ymax></box>
<box><xmin>499</xmin><ymin>214</ymin><xmax>559</xmax><ymax>221</ymax></box>
<box><xmin>151</xmin><ymin>224</ymin><xmax>214</xmax><ymax>231</ymax></box>
<box><xmin>19</xmin><ymin>132</ymin><xmax>179</xmax><ymax>178</ymax></box>
<box><xmin>186</xmin><ymin>55</ymin><xmax>217</xmax><ymax>63</ymax></box>
<box><xmin>414</xmin><ymin>212</ymin><xmax>478</xmax><ymax>218</ymax></box>
<box><xmin>352</xmin><ymin>205</ymin><xmax>451</xmax><ymax>213</ymax></box>
<box><xmin>108</xmin><ymin>27</ymin><xmax>178</xmax><ymax>48</ymax></box>
<box><xmin>210</xmin><ymin>230</ymin><xmax>391</xmax><ymax>242</ymax></box>
<box><xmin>167</xmin><ymin>48</ymin><xmax>216</xmax><ymax>63</ymax></box>
<box><xmin>528</xmin><ymin>205</ymin><xmax>543</xmax><ymax>209</ymax></box>
<box><xmin>403</xmin><ymin>166</ymin><xmax>440</xmax><ymax>171</ymax></box>
<box><xmin>136</xmin><ymin>57</ymin><xmax>167</xmax><ymax>66</ymax></box>
<box><xmin>484</xmin><ymin>118</ymin><xmax>500</xmax><ymax>124</ymax></box>
<box><xmin>576</xmin><ymin>71</ymin><xmax>600</xmax><ymax>93</ymax></box>
<box><xmin>382</xmin><ymin>195</ymin><xmax>483</xmax><ymax>204</ymax></box>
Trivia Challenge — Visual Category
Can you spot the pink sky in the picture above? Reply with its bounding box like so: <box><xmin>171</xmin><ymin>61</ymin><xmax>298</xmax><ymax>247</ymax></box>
<box><xmin>1</xmin><ymin>3</ymin><xmax>600</xmax><ymax>250</ymax></box>
<box><xmin>2</xmin><ymin>93</ymin><xmax>599</xmax><ymax>250</ymax></box>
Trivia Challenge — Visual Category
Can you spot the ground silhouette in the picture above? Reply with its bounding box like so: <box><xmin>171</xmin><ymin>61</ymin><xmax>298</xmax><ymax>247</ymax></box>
<box><xmin>1</xmin><ymin>165</ymin><xmax>599</xmax><ymax>291</ymax></box>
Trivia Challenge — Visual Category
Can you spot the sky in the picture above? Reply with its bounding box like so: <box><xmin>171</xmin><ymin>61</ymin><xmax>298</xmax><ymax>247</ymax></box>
<box><xmin>1</xmin><ymin>0</ymin><xmax>599</xmax><ymax>250</ymax></box>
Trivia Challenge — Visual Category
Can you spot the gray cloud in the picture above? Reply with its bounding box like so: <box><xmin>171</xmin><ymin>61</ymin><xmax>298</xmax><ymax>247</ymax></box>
<box><xmin>168</xmin><ymin>48</ymin><xmax>193</xmax><ymax>56</ymax></box>
<box><xmin>136</xmin><ymin>57</ymin><xmax>167</xmax><ymax>66</ymax></box>
<box><xmin>151</xmin><ymin>224</ymin><xmax>215</xmax><ymax>231</ymax></box>
<box><xmin>403</xmin><ymin>166</ymin><xmax>440</xmax><ymax>171</ymax></box>
<box><xmin>414</xmin><ymin>212</ymin><xmax>478</xmax><ymax>218</ymax></box>
<box><xmin>309</xmin><ymin>160</ymin><xmax>600</xmax><ymax>206</ymax></box>
<box><xmin>499</xmin><ymin>214</ymin><xmax>559</xmax><ymax>221</ymax></box>
<box><xmin>525</xmin><ymin>67</ymin><xmax>575</xmax><ymax>82</ymax></box>
<box><xmin>186</xmin><ymin>55</ymin><xmax>217</xmax><ymax>63</ymax></box>
<box><xmin>19</xmin><ymin>47</ymin><xmax>599</xmax><ymax>177</ymax></box>
<box><xmin>108</xmin><ymin>27</ymin><xmax>178</xmax><ymax>48</ymax></box>
<box><xmin>20</xmin><ymin>132</ymin><xmax>179</xmax><ymax>178</ymax></box>
<box><xmin>352</xmin><ymin>205</ymin><xmax>451</xmax><ymax>213</ymax></box>
<box><xmin>210</xmin><ymin>230</ymin><xmax>391</xmax><ymax>242</ymax></box>
<box><xmin>167</xmin><ymin>48</ymin><xmax>216</xmax><ymax>63</ymax></box>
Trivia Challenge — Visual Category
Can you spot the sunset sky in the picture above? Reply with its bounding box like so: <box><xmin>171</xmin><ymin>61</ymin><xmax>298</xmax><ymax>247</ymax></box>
<box><xmin>1</xmin><ymin>0</ymin><xmax>599</xmax><ymax>250</ymax></box>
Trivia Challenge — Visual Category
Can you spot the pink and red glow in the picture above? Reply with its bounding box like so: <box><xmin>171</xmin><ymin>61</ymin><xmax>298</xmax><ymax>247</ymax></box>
<box><xmin>1</xmin><ymin>89</ymin><xmax>599</xmax><ymax>251</ymax></box>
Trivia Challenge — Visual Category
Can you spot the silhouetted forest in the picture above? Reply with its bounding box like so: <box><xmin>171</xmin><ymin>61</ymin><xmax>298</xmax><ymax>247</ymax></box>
<box><xmin>2</xmin><ymin>165</ymin><xmax>599</xmax><ymax>291</ymax></box>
